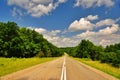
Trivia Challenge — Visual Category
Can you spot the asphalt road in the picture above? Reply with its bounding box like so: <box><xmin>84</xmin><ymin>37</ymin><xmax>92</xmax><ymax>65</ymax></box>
<box><xmin>66</xmin><ymin>57</ymin><xmax>118</xmax><ymax>80</ymax></box>
<box><xmin>0</xmin><ymin>56</ymin><xmax>118</xmax><ymax>80</ymax></box>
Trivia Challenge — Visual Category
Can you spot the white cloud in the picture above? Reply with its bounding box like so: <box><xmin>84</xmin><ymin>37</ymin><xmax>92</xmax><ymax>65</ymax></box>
<box><xmin>77</xmin><ymin>24</ymin><xmax>119</xmax><ymax>37</ymax></box>
<box><xmin>27</xmin><ymin>27</ymin><xmax>47</xmax><ymax>34</ymax></box>
<box><xmin>96</xmin><ymin>19</ymin><xmax>116</xmax><ymax>27</ymax></box>
<box><xmin>68</xmin><ymin>15</ymin><xmax>98</xmax><ymax>32</ymax></box>
<box><xmin>28</xmin><ymin>3</ymin><xmax>53</xmax><ymax>17</ymax></box>
<box><xmin>31</xmin><ymin>0</ymin><xmax>53</xmax><ymax>4</ymax></box>
<box><xmin>74</xmin><ymin>0</ymin><xmax>114</xmax><ymax>8</ymax></box>
<box><xmin>98</xmin><ymin>24</ymin><xmax>119</xmax><ymax>35</ymax></box>
<box><xmin>86</xmin><ymin>15</ymin><xmax>98</xmax><ymax>21</ymax></box>
<box><xmin>77</xmin><ymin>30</ymin><xmax>96</xmax><ymax>38</ymax></box>
<box><xmin>8</xmin><ymin>0</ymin><xmax>66</xmax><ymax>17</ymax></box>
<box><xmin>98</xmin><ymin>34</ymin><xmax>120</xmax><ymax>47</ymax></box>
<box><xmin>67</xmin><ymin>15</ymin><xmax>120</xmax><ymax>47</ymax></box>
<box><xmin>50</xmin><ymin>30</ymin><xmax>61</xmax><ymax>36</ymax></box>
<box><xmin>75</xmin><ymin>24</ymin><xmax>120</xmax><ymax>46</ymax></box>
<box><xmin>69</xmin><ymin>18</ymin><xmax>94</xmax><ymax>31</ymax></box>
<box><xmin>28</xmin><ymin>27</ymin><xmax>61</xmax><ymax>36</ymax></box>
<box><xmin>68</xmin><ymin>15</ymin><xmax>119</xmax><ymax>32</ymax></box>
<box><xmin>34</xmin><ymin>28</ymin><xmax>47</xmax><ymax>34</ymax></box>
<box><xmin>99</xmin><ymin>39</ymin><xmax>111</xmax><ymax>46</ymax></box>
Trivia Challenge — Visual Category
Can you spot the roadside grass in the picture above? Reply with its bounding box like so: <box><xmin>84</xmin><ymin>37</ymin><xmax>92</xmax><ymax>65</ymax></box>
<box><xmin>74</xmin><ymin>58</ymin><xmax>120</xmax><ymax>79</ymax></box>
<box><xmin>0</xmin><ymin>57</ymin><xmax>56</xmax><ymax>77</ymax></box>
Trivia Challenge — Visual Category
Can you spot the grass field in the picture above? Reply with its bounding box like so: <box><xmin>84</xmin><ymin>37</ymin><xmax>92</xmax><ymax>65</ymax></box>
<box><xmin>0</xmin><ymin>57</ymin><xmax>56</xmax><ymax>77</ymax></box>
<box><xmin>74</xmin><ymin>58</ymin><xmax>120</xmax><ymax>79</ymax></box>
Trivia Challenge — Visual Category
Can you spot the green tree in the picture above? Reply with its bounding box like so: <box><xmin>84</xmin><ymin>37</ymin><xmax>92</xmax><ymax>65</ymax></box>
<box><xmin>0</xmin><ymin>22</ymin><xmax>63</xmax><ymax>58</ymax></box>
<box><xmin>76</xmin><ymin>40</ymin><xmax>94</xmax><ymax>58</ymax></box>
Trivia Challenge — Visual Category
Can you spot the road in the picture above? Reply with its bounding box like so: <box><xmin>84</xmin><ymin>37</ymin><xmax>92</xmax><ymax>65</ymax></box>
<box><xmin>0</xmin><ymin>56</ymin><xmax>118</xmax><ymax>80</ymax></box>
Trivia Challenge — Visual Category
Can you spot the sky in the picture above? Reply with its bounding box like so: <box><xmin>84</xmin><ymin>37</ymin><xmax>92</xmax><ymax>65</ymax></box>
<box><xmin>0</xmin><ymin>0</ymin><xmax>120</xmax><ymax>47</ymax></box>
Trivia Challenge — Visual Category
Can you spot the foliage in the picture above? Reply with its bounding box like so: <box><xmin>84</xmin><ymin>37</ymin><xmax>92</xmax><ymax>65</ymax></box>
<box><xmin>0</xmin><ymin>22</ymin><xmax>63</xmax><ymax>58</ymax></box>
<box><xmin>100</xmin><ymin>51</ymin><xmax>120</xmax><ymax>68</ymax></box>
<box><xmin>105</xmin><ymin>43</ymin><xmax>120</xmax><ymax>52</ymax></box>
<box><xmin>64</xmin><ymin>40</ymin><xmax>103</xmax><ymax>60</ymax></box>
<box><xmin>62</xmin><ymin>39</ymin><xmax>120</xmax><ymax>68</ymax></box>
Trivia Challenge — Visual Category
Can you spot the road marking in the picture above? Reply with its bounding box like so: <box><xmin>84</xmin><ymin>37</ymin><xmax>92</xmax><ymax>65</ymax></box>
<box><xmin>60</xmin><ymin>57</ymin><xmax>66</xmax><ymax>80</ymax></box>
<box><xmin>64</xmin><ymin>66</ymin><xmax>66</xmax><ymax>80</ymax></box>
<box><xmin>60</xmin><ymin>66</ymin><xmax>64</xmax><ymax>80</ymax></box>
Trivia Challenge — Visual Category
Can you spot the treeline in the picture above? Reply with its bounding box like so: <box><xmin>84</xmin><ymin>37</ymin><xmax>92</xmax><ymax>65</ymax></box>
<box><xmin>62</xmin><ymin>40</ymin><xmax>120</xmax><ymax>68</ymax></box>
<box><xmin>0</xmin><ymin>22</ymin><xmax>63</xmax><ymax>58</ymax></box>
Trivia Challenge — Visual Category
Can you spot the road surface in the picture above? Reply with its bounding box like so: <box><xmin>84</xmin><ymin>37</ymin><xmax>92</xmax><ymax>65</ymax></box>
<box><xmin>0</xmin><ymin>56</ymin><xmax>118</xmax><ymax>80</ymax></box>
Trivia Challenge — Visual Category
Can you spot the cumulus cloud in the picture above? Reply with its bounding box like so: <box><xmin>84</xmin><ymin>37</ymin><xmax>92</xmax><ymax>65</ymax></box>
<box><xmin>8</xmin><ymin>0</ymin><xmax>66</xmax><ymax>17</ymax></box>
<box><xmin>28</xmin><ymin>27</ymin><xmax>61</xmax><ymax>36</ymax></box>
<box><xmin>69</xmin><ymin>15</ymin><xmax>99</xmax><ymax>32</ymax></box>
<box><xmin>98</xmin><ymin>24</ymin><xmax>119</xmax><ymax>35</ymax></box>
<box><xmin>74</xmin><ymin>0</ymin><xmax>114</xmax><ymax>8</ymax></box>
<box><xmin>86</xmin><ymin>15</ymin><xmax>98</xmax><ymax>21</ymax></box>
<box><xmin>77</xmin><ymin>24</ymin><xmax>119</xmax><ymax>37</ymax></box>
<box><xmin>69</xmin><ymin>18</ymin><xmax>95</xmax><ymax>31</ymax></box>
<box><xmin>34</xmin><ymin>28</ymin><xmax>47</xmax><ymax>34</ymax></box>
<box><xmin>77</xmin><ymin>30</ymin><xmax>96</xmax><ymax>38</ymax></box>
<box><xmin>99</xmin><ymin>39</ymin><xmax>111</xmax><ymax>46</ymax></box>
<box><xmin>27</xmin><ymin>27</ymin><xmax>47</xmax><ymax>34</ymax></box>
<box><xmin>75</xmin><ymin>23</ymin><xmax>120</xmax><ymax>46</ymax></box>
<box><xmin>96</xmin><ymin>19</ymin><xmax>116</xmax><ymax>27</ymax></box>
<box><xmin>68</xmin><ymin>15</ymin><xmax>119</xmax><ymax>32</ymax></box>
<box><xmin>98</xmin><ymin>34</ymin><xmax>120</xmax><ymax>47</ymax></box>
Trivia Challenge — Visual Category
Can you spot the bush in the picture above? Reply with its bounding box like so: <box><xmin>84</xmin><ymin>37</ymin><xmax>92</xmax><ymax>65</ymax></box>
<box><xmin>112</xmin><ymin>51</ymin><xmax>120</xmax><ymax>68</ymax></box>
<box><xmin>100</xmin><ymin>52</ymin><xmax>120</xmax><ymax>67</ymax></box>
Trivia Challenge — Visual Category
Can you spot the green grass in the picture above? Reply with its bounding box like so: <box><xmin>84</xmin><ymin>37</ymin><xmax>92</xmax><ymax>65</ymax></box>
<box><xmin>74</xmin><ymin>58</ymin><xmax>120</xmax><ymax>79</ymax></box>
<box><xmin>0</xmin><ymin>57</ymin><xmax>56</xmax><ymax>77</ymax></box>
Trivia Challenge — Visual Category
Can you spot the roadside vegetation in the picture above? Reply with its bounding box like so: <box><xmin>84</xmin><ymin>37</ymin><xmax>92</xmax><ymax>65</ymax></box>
<box><xmin>0</xmin><ymin>22</ymin><xmax>63</xmax><ymax>58</ymax></box>
<box><xmin>75</xmin><ymin>58</ymin><xmax>120</xmax><ymax>79</ymax></box>
<box><xmin>0</xmin><ymin>21</ymin><xmax>63</xmax><ymax>76</ymax></box>
<box><xmin>62</xmin><ymin>40</ymin><xmax>120</xmax><ymax>68</ymax></box>
<box><xmin>0</xmin><ymin>57</ymin><xmax>56</xmax><ymax>76</ymax></box>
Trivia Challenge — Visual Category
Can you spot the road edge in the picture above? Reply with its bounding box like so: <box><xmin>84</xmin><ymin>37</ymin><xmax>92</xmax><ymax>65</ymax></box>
<box><xmin>71</xmin><ymin>57</ymin><xmax>119</xmax><ymax>80</ymax></box>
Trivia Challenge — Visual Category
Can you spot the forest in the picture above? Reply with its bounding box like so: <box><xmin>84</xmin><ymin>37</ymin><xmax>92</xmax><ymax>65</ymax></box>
<box><xmin>0</xmin><ymin>22</ymin><xmax>120</xmax><ymax>68</ymax></box>
<box><xmin>62</xmin><ymin>40</ymin><xmax>120</xmax><ymax>68</ymax></box>
<box><xmin>0</xmin><ymin>22</ymin><xmax>63</xmax><ymax>58</ymax></box>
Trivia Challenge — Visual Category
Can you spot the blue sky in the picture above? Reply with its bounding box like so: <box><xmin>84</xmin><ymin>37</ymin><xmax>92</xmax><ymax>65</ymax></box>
<box><xmin>0</xmin><ymin>0</ymin><xmax>120</xmax><ymax>47</ymax></box>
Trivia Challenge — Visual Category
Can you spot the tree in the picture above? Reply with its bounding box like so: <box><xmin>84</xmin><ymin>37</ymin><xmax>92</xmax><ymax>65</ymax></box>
<box><xmin>0</xmin><ymin>22</ymin><xmax>63</xmax><ymax>58</ymax></box>
<box><xmin>0</xmin><ymin>22</ymin><xmax>19</xmax><ymax>57</ymax></box>
<box><xmin>89</xmin><ymin>45</ymin><xmax>104</xmax><ymax>61</ymax></box>
<box><xmin>76</xmin><ymin>40</ymin><xmax>94</xmax><ymax>58</ymax></box>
